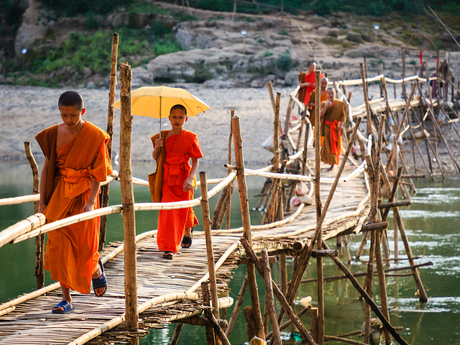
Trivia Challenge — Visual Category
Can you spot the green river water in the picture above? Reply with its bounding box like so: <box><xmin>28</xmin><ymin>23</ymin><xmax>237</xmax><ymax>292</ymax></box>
<box><xmin>0</xmin><ymin>161</ymin><xmax>459</xmax><ymax>344</ymax></box>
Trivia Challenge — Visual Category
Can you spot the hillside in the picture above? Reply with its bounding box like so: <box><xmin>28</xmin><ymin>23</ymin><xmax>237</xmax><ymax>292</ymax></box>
<box><xmin>1</xmin><ymin>0</ymin><xmax>460</xmax><ymax>88</ymax></box>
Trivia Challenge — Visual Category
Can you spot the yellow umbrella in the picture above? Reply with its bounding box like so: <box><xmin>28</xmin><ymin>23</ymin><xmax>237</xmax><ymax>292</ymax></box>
<box><xmin>113</xmin><ymin>86</ymin><xmax>211</xmax><ymax>136</ymax></box>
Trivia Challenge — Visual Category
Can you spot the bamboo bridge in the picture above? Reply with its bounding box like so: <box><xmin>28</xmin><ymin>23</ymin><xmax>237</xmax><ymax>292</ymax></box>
<box><xmin>1</xmin><ymin>58</ymin><xmax>459</xmax><ymax>345</ymax></box>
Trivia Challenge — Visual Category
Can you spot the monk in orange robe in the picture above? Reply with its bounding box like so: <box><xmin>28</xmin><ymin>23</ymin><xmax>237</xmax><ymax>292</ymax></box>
<box><xmin>308</xmin><ymin>77</ymin><xmax>329</xmax><ymax>128</ymax></box>
<box><xmin>36</xmin><ymin>91</ymin><xmax>112</xmax><ymax>314</ymax></box>
<box><xmin>298</xmin><ymin>61</ymin><xmax>325</xmax><ymax>107</ymax></box>
<box><xmin>152</xmin><ymin>104</ymin><xmax>203</xmax><ymax>260</ymax></box>
<box><xmin>320</xmin><ymin>88</ymin><xmax>346</xmax><ymax>171</ymax></box>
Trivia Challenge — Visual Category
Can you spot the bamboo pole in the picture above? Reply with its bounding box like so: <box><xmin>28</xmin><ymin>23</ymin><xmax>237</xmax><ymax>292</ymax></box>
<box><xmin>200</xmin><ymin>172</ymin><xmax>220</xmax><ymax>323</ymax></box>
<box><xmin>232</xmin><ymin>115</ymin><xmax>265</xmax><ymax>340</ymax></box>
<box><xmin>261</xmin><ymin>249</ymin><xmax>282</xmax><ymax>345</ymax></box>
<box><xmin>240</xmin><ymin>238</ymin><xmax>317</xmax><ymax>345</ymax></box>
<box><xmin>274</xmin><ymin>92</ymin><xmax>281</xmax><ymax>170</ymax></box>
<box><xmin>225</xmin><ymin>273</ymin><xmax>248</xmax><ymax>337</ymax></box>
<box><xmin>202</xmin><ymin>282</ymin><xmax>216</xmax><ymax>345</ymax></box>
<box><xmin>226</xmin><ymin>110</ymin><xmax>234</xmax><ymax>229</ymax></box>
<box><xmin>314</xmin><ymin>70</ymin><xmax>324</xmax><ymax>345</ymax></box>
<box><xmin>360</xmin><ymin>64</ymin><xmax>372</xmax><ymax>136</ymax></box>
<box><xmin>284</xmin><ymin>97</ymin><xmax>295</xmax><ymax>137</ymax></box>
<box><xmin>279</xmin><ymin>253</ymin><xmax>287</xmax><ymax>296</ymax></box>
<box><xmin>169</xmin><ymin>324</ymin><xmax>184</xmax><ymax>345</ymax></box>
<box><xmin>119</xmin><ymin>61</ymin><xmax>138</xmax><ymax>330</ymax></box>
<box><xmin>375</xmin><ymin>228</ymin><xmax>391</xmax><ymax>344</ymax></box>
<box><xmin>302</xmin><ymin>118</ymin><xmax>311</xmax><ymax>175</ymax></box>
<box><xmin>24</xmin><ymin>141</ymin><xmax>44</xmax><ymax>289</ymax></box>
<box><xmin>99</xmin><ymin>32</ymin><xmax>119</xmax><ymax>252</ymax></box>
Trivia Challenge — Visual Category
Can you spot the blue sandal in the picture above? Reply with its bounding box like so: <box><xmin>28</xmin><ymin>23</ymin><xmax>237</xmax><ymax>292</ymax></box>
<box><xmin>52</xmin><ymin>300</ymin><xmax>75</xmax><ymax>314</ymax></box>
<box><xmin>92</xmin><ymin>259</ymin><xmax>107</xmax><ymax>297</ymax></box>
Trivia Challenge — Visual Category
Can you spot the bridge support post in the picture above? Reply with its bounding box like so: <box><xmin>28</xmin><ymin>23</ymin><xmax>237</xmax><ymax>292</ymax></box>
<box><xmin>119</xmin><ymin>62</ymin><xmax>138</xmax><ymax>330</ymax></box>
<box><xmin>232</xmin><ymin>115</ymin><xmax>266</xmax><ymax>341</ymax></box>
<box><xmin>99</xmin><ymin>32</ymin><xmax>119</xmax><ymax>252</ymax></box>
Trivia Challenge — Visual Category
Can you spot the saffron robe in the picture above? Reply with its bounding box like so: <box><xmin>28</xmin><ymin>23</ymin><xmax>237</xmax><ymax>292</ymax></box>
<box><xmin>298</xmin><ymin>71</ymin><xmax>325</xmax><ymax>105</ymax></box>
<box><xmin>308</xmin><ymin>90</ymin><xmax>328</xmax><ymax>128</ymax></box>
<box><xmin>155</xmin><ymin>130</ymin><xmax>203</xmax><ymax>253</ymax></box>
<box><xmin>35</xmin><ymin>122</ymin><xmax>112</xmax><ymax>294</ymax></box>
<box><xmin>320</xmin><ymin>100</ymin><xmax>346</xmax><ymax>166</ymax></box>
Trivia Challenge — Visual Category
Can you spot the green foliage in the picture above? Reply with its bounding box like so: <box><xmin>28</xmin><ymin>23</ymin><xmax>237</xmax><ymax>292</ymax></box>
<box><xmin>257</xmin><ymin>38</ymin><xmax>265</xmax><ymax>44</ymax></box>
<box><xmin>264</xmin><ymin>50</ymin><xmax>273</xmax><ymax>57</ymax></box>
<box><xmin>278</xmin><ymin>28</ymin><xmax>289</xmax><ymax>36</ymax></box>
<box><xmin>40</xmin><ymin>0</ymin><xmax>134</xmax><ymax>16</ymax></box>
<box><xmin>276</xmin><ymin>50</ymin><xmax>292</xmax><ymax>71</ymax></box>
<box><xmin>23</xmin><ymin>27</ymin><xmax>179</xmax><ymax>83</ymax></box>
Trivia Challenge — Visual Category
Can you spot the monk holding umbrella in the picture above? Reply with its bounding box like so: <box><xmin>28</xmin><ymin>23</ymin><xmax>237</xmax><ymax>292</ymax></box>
<box><xmin>113</xmin><ymin>86</ymin><xmax>210</xmax><ymax>260</ymax></box>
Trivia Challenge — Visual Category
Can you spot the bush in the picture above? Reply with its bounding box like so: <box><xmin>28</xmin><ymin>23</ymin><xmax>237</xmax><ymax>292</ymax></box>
<box><xmin>276</xmin><ymin>50</ymin><xmax>292</xmax><ymax>71</ymax></box>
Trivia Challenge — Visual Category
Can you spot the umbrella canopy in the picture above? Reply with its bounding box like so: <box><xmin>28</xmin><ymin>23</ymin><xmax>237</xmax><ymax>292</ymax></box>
<box><xmin>112</xmin><ymin>86</ymin><xmax>211</xmax><ymax>119</ymax></box>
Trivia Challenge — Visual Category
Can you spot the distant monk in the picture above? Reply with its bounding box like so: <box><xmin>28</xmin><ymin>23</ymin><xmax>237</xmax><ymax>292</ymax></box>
<box><xmin>320</xmin><ymin>87</ymin><xmax>346</xmax><ymax>171</ymax></box>
<box><xmin>36</xmin><ymin>91</ymin><xmax>112</xmax><ymax>314</ymax></box>
<box><xmin>308</xmin><ymin>77</ymin><xmax>329</xmax><ymax>128</ymax></box>
<box><xmin>297</xmin><ymin>61</ymin><xmax>325</xmax><ymax>107</ymax></box>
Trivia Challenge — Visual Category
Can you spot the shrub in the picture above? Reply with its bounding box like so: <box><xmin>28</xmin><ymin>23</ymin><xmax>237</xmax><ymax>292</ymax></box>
<box><xmin>276</xmin><ymin>50</ymin><xmax>292</xmax><ymax>71</ymax></box>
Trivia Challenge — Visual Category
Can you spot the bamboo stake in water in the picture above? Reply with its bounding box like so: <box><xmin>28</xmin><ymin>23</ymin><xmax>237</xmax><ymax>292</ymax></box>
<box><xmin>119</xmin><ymin>62</ymin><xmax>138</xmax><ymax>330</ymax></box>
<box><xmin>200</xmin><ymin>172</ymin><xmax>219</xmax><ymax>323</ymax></box>
<box><xmin>99</xmin><ymin>32</ymin><xmax>119</xmax><ymax>251</ymax></box>
<box><xmin>261</xmin><ymin>249</ymin><xmax>282</xmax><ymax>345</ymax></box>
<box><xmin>314</xmin><ymin>70</ymin><xmax>324</xmax><ymax>345</ymax></box>
<box><xmin>232</xmin><ymin>115</ymin><xmax>265</xmax><ymax>340</ymax></box>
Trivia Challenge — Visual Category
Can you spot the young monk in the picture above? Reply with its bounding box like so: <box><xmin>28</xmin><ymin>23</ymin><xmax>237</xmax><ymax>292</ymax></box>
<box><xmin>320</xmin><ymin>87</ymin><xmax>346</xmax><ymax>171</ymax></box>
<box><xmin>298</xmin><ymin>61</ymin><xmax>325</xmax><ymax>107</ymax></box>
<box><xmin>152</xmin><ymin>104</ymin><xmax>203</xmax><ymax>260</ymax></box>
<box><xmin>308</xmin><ymin>77</ymin><xmax>329</xmax><ymax>128</ymax></box>
<box><xmin>36</xmin><ymin>91</ymin><xmax>112</xmax><ymax>314</ymax></box>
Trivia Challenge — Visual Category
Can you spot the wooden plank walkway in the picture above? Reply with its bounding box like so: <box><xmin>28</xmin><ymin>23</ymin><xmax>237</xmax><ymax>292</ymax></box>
<box><xmin>0</xmin><ymin>145</ymin><xmax>370</xmax><ymax>344</ymax></box>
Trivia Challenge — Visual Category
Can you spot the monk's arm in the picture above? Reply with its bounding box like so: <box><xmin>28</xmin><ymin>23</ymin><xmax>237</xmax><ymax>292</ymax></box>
<box><xmin>184</xmin><ymin>157</ymin><xmax>199</xmax><ymax>191</ymax></box>
<box><xmin>38</xmin><ymin>157</ymin><xmax>49</xmax><ymax>213</ymax></box>
<box><xmin>82</xmin><ymin>179</ymin><xmax>101</xmax><ymax>213</ymax></box>
<box><xmin>320</xmin><ymin>102</ymin><xmax>329</xmax><ymax>117</ymax></box>
<box><xmin>152</xmin><ymin>138</ymin><xmax>163</xmax><ymax>160</ymax></box>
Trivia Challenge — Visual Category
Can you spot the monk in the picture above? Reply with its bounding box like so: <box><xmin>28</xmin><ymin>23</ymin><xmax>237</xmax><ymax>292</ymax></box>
<box><xmin>308</xmin><ymin>77</ymin><xmax>329</xmax><ymax>128</ymax></box>
<box><xmin>320</xmin><ymin>87</ymin><xmax>346</xmax><ymax>171</ymax></box>
<box><xmin>36</xmin><ymin>91</ymin><xmax>112</xmax><ymax>314</ymax></box>
<box><xmin>298</xmin><ymin>61</ymin><xmax>325</xmax><ymax>107</ymax></box>
<box><xmin>152</xmin><ymin>104</ymin><xmax>203</xmax><ymax>260</ymax></box>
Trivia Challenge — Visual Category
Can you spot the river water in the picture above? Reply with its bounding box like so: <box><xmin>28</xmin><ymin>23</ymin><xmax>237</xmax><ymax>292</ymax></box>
<box><xmin>0</xmin><ymin>161</ymin><xmax>459</xmax><ymax>344</ymax></box>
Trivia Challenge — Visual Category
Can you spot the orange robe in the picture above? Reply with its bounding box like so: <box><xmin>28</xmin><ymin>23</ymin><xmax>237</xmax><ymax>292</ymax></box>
<box><xmin>298</xmin><ymin>71</ymin><xmax>325</xmax><ymax>105</ymax></box>
<box><xmin>320</xmin><ymin>100</ymin><xmax>346</xmax><ymax>166</ymax></box>
<box><xmin>155</xmin><ymin>130</ymin><xmax>203</xmax><ymax>253</ymax></box>
<box><xmin>35</xmin><ymin>122</ymin><xmax>112</xmax><ymax>294</ymax></box>
<box><xmin>308</xmin><ymin>90</ymin><xmax>328</xmax><ymax>127</ymax></box>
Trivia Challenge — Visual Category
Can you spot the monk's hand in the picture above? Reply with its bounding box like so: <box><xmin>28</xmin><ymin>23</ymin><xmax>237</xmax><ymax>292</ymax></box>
<box><xmin>82</xmin><ymin>201</ymin><xmax>95</xmax><ymax>213</ymax></box>
<box><xmin>183</xmin><ymin>177</ymin><xmax>193</xmax><ymax>191</ymax></box>
<box><xmin>154</xmin><ymin>138</ymin><xmax>163</xmax><ymax>149</ymax></box>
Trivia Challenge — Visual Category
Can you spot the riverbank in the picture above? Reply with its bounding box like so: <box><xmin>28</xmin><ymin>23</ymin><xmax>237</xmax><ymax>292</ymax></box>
<box><xmin>1</xmin><ymin>83</ymin><xmax>460</xmax><ymax>174</ymax></box>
